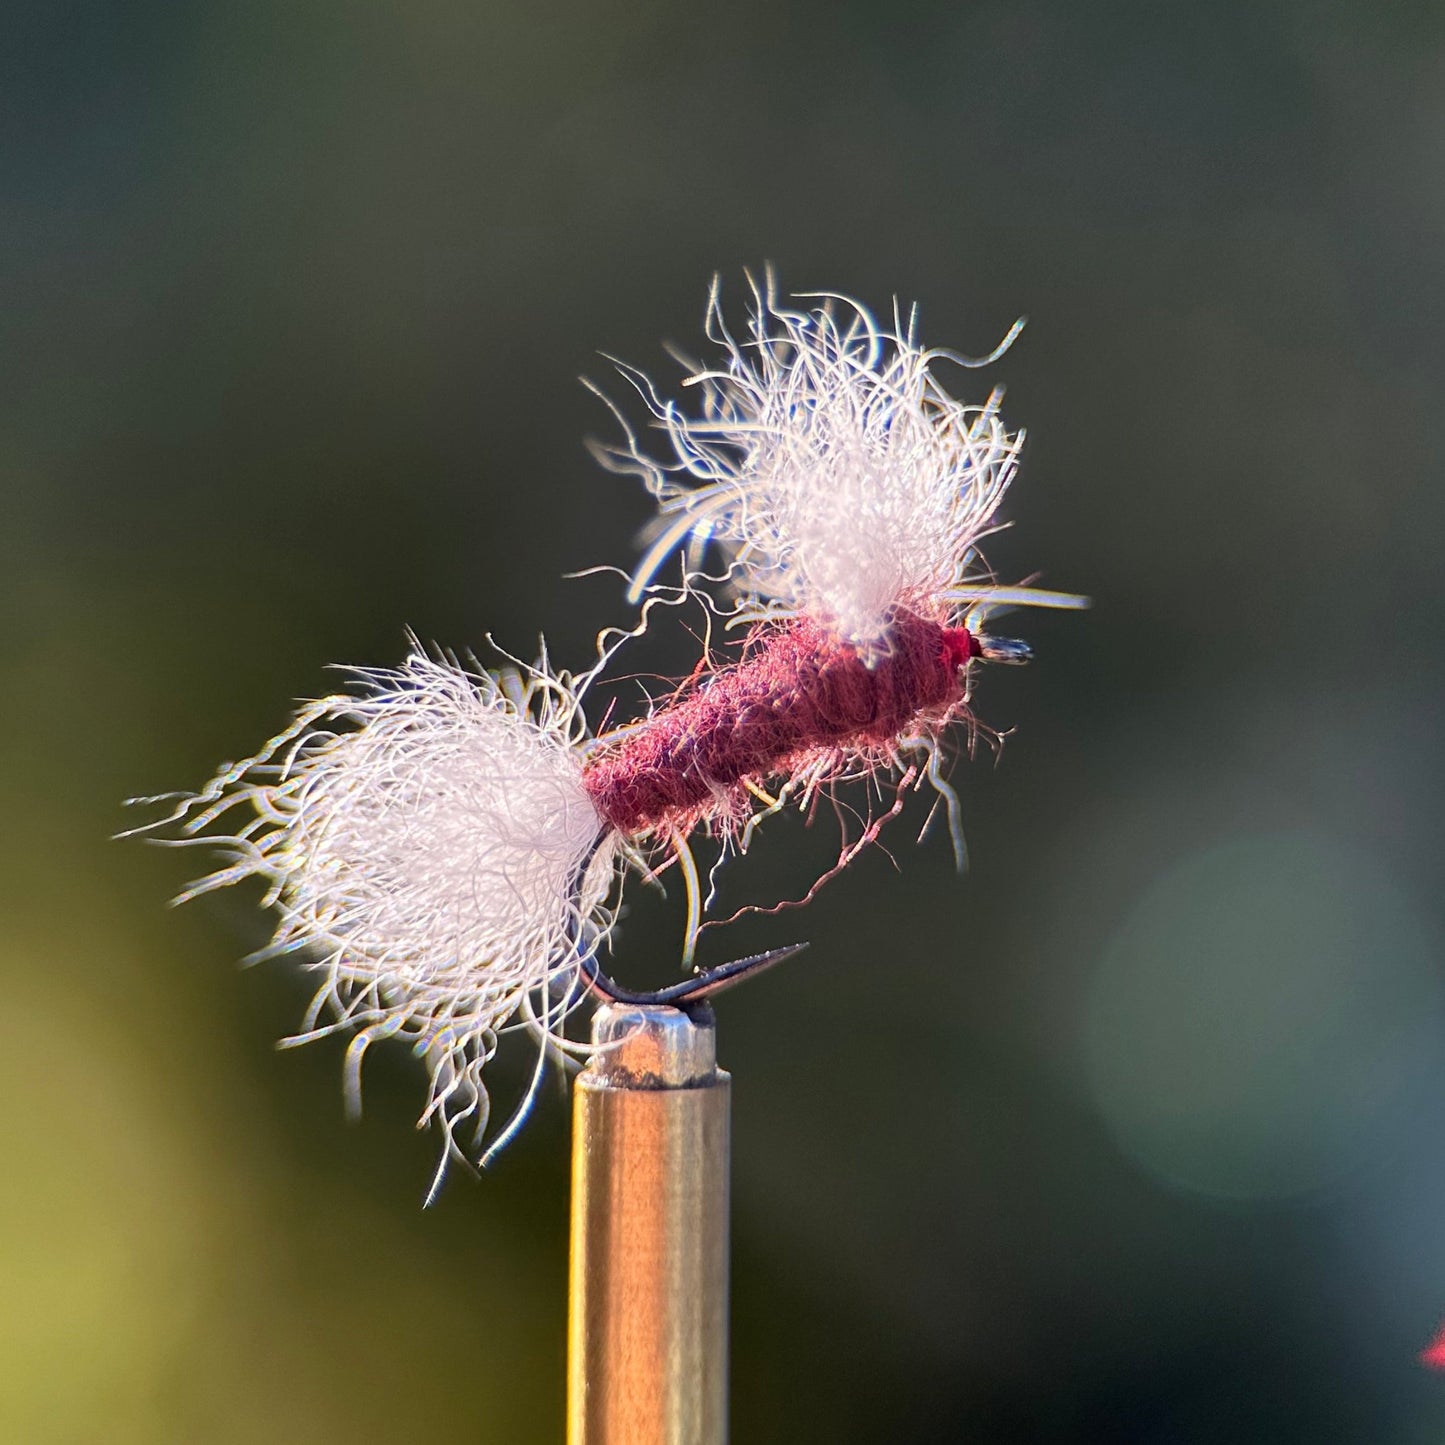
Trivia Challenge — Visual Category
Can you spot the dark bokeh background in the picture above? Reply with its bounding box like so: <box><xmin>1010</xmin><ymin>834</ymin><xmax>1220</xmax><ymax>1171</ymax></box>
<box><xmin>7</xmin><ymin>1</ymin><xmax>1445</xmax><ymax>1440</ymax></box>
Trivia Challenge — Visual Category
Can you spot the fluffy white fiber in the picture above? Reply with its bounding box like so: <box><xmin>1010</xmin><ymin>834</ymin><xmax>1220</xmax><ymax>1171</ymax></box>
<box><xmin>595</xmin><ymin>274</ymin><xmax>1026</xmax><ymax>648</ymax></box>
<box><xmin>129</xmin><ymin>650</ymin><xmax>612</xmax><ymax>1197</ymax></box>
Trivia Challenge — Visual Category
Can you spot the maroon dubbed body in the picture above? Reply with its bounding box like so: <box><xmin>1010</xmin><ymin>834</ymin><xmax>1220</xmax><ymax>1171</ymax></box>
<box><xmin>582</xmin><ymin>609</ymin><xmax>979</xmax><ymax>835</ymax></box>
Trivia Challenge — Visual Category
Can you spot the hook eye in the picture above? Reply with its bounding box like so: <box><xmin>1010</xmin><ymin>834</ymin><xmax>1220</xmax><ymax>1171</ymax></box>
<box><xmin>976</xmin><ymin>635</ymin><xmax>1033</xmax><ymax>665</ymax></box>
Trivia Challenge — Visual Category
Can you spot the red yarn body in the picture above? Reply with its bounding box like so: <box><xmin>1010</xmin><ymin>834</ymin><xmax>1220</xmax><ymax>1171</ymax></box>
<box><xmin>582</xmin><ymin>609</ymin><xmax>979</xmax><ymax>836</ymax></box>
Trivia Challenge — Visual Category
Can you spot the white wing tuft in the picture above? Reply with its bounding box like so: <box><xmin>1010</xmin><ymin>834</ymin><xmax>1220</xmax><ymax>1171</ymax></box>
<box><xmin>129</xmin><ymin>650</ymin><xmax>611</xmax><ymax>1190</ymax></box>
<box><xmin>595</xmin><ymin>275</ymin><xmax>1024</xmax><ymax>648</ymax></box>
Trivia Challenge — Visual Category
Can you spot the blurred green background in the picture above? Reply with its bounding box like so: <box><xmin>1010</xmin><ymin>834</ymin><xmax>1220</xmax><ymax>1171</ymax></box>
<box><xmin>6</xmin><ymin>0</ymin><xmax>1445</xmax><ymax>1439</ymax></box>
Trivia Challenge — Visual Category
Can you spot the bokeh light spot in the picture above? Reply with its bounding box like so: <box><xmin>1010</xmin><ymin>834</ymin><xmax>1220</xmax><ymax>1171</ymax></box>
<box><xmin>1420</xmin><ymin>1322</ymin><xmax>1445</xmax><ymax>1370</ymax></box>
<box><xmin>1083</xmin><ymin>832</ymin><xmax>1444</xmax><ymax>1201</ymax></box>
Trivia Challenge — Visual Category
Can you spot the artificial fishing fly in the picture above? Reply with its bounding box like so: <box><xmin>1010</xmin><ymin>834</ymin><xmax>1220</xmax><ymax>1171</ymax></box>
<box><xmin>128</xmin><ymin>274</ymin><xmax>1084</xmax><ymax>1195</ymax></box>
